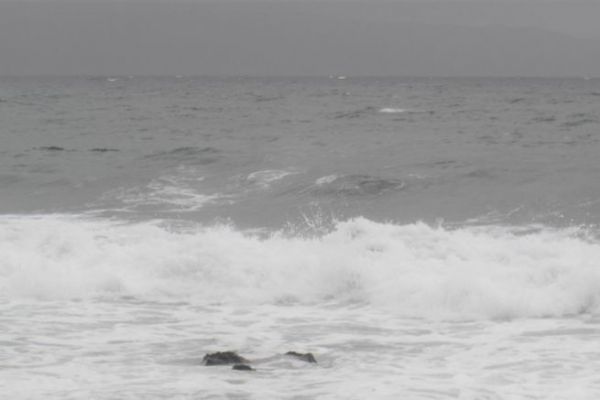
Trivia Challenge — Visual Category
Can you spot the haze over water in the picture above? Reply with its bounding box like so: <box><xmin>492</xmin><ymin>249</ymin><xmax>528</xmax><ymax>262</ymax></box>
<box><xmin>1</xmin><ymin>76</ymin><xmax>600</xmax><ymax>399</ymax></box>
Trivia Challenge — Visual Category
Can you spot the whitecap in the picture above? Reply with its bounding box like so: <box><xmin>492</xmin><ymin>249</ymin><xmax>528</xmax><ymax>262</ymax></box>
<box><xmin>315</xmin><ymin>174</ymin><xmax>338</xmax><ymax>185</ymax></box>
<box><xmin>246</xmin><ymin>169</ymin><xmax>297</xmax><ymax>188</ymax></box>
<box><xmin>379</xmin><ymin>108</ymin><xmax>407</xmax><ymax>114</ymax></box>
<box><xmin>2</xmin><ymin>216</ymin><xmax>599</xmax><ymax>320</ymax></box>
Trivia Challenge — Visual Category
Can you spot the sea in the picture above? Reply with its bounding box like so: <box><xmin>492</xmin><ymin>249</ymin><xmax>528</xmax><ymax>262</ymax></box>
<box><xmin>1</xmin><ymin>76</ymin><xmax>600</xmax><ymax>399</ymax></box>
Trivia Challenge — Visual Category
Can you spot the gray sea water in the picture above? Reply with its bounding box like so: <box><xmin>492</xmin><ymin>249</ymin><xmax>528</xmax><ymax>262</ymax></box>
<box><xmin>1</xmin><ymin>77</ymin><xmax>600</xmax><ymax>399</ymax></box>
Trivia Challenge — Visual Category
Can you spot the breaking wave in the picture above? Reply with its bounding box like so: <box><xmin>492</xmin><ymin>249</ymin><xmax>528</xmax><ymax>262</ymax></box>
<box><xmin>1</xmin><ymin>215</ymin><xmax>599</xmax><ymax>320</ymax></box>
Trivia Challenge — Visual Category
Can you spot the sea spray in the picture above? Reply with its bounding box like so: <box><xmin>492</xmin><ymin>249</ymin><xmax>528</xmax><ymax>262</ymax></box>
<box><xmin>1</xmin><ymin>215</ymin><xmax>599</xmax><ymax>320</ymax></box>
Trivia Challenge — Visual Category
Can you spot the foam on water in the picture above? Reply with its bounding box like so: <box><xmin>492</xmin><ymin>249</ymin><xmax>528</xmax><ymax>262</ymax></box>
<box><xmin>97</xmin><ymin>166</ymin><xmax>225</xmax><ymax>213</ymax></box>
<box><xmin>1</xmin><ymin>214</ymin><xmax>599</xmax><ymax>320</ymax></box>
<box><xmin>315</xmin><ymin>174</ymin><xmax>339</xmax><ymax>185</ymax></box>
<box><xmin>379</xmin><ymin>107</ymin><xmax>407</xmax><ymax>113</ymax></box>
<box><xmin>107</xmin><ymin>178</ymin><xmax>221</xmax><ymax>212</ymax></box>
<box><xmin>245</xmin><ymin>169</ymin><xmax>297</xmax><ymax>188</ymax></box>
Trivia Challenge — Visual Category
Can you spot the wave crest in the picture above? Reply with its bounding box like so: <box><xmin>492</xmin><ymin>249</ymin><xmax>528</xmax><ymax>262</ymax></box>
<box><xmin>1</xmin><ymin>215</ymin><xmax>599</xmax><ymax>320</ymax></box>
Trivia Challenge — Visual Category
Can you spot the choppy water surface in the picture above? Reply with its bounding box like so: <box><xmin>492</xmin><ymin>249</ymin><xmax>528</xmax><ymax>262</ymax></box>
<box><xmin>1</xmin><ymin>77</ymin><xmax>600</xmax><ymax>399</ymax></box>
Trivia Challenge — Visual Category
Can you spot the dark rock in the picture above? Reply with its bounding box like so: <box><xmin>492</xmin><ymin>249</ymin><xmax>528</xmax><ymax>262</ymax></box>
<box><xmin>202</xmin><ymin>351</ymin><xmax>249</xmax><ymax>366</ymax></box>
<box><xmin>285</xmin><ymin>351</ymin><xmax>317</xmax><ymax>363</ymax></box>
<box><xmin>90</xmin><ymin>148</ymin><xmax>119</xmax><ymax>152</ymax></box>
<box><xmin>232</xmin><ymin>364</ymin><xmax>254</xmax><ymax>371</ymax></box>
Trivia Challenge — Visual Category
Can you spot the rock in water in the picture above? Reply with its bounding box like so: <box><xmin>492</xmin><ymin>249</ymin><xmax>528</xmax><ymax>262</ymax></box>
<box><xmin>285</xmin><ymin>351</ymin><xmax>317</xmax><ymax>363</ymax></box>
<box><xmin>232</xmin><ymin>364</ymin><xmax>254</xmax><ymax>371</ymax></box>
<box><xmin>203</xmin><ymin>351</ymin><xmax>249</xmax><ymax>366</ymax></box>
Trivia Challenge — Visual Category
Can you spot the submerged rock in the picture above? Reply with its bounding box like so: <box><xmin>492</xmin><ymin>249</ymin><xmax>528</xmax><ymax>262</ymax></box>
<box><xmin>202</xmin><ymin>350</ymin><xmax>317</xmax><ymax>370</ymax></box>
<box><xmin>203</xmin><ymin>351</ymin><xmax>249</xmax><ymax>366</ymax></box>
<box><xmin>232</xmin><ymin>364</ymin><xmax>254</xmax><ymax>371</ymax></box>
<box><xmin>285</xmin><ymin>351</ymin><xmax>317</xmax><ymax>363</ymax></box>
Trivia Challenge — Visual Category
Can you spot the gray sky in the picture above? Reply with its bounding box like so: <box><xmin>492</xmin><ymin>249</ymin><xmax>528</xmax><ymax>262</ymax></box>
<box><xmin>1</xmin><ymin>0</ymin><xmax>600</xmax><ymax>76</ymax></box>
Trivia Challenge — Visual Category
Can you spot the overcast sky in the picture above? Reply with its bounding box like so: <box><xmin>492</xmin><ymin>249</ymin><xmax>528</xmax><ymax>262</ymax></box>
<box><xmin>1</xmin><ymin>0</ymin><xmax>600</xmax><ymax>76</ymax></box>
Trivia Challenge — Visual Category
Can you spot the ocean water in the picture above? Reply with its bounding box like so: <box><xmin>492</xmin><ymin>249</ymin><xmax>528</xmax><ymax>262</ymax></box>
<box><xmin>1</xmin><ymin>76</ymin><xmax>600</xmax><ymax>399</ymax></box>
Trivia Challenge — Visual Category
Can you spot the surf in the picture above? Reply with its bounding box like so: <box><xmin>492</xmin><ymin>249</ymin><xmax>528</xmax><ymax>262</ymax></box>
<box><xmin>1</xmin><ymin>214</ymin><xmax>598</xmax><ymax>320</ymax></box>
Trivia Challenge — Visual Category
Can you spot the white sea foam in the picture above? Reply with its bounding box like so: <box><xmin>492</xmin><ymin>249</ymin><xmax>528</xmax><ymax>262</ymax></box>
<box><xmin>115</xmin><ymin>178</ymin><xmax>220</xmax><ymax>211</ymax></box>
<box><xmin>102</xmin><ymin>168</ymin><xmax>224</xmax><ymax>212</ymax></box>
<box><xmin>379</xmin><ymin>108</ymin><xmax>407</xmax><ymax>114</ymax></box>
<box><xmin>315</xmin><ymin>174</ymin><xmax>339</xmax><ymax>185</ymax></box>
<box><xmin>1</xmin><ymin>215</ymin><xmax>599</xmax><ymax>320</ymax></box>
<box><xmin>246</xmin><ymin>169</ymin><xmax>297</xmax><ymax>188</ymax></box>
